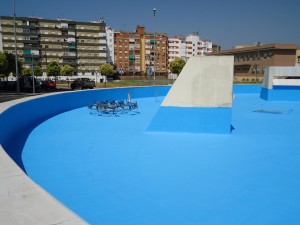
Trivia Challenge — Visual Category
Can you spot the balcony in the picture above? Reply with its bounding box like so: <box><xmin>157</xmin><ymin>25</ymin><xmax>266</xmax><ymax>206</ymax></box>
<box><xmin>168</xmin><ymin>43</ymin><xmax>178</xmax><ymax>47</ymax></box>
<box><xmin>129</xmin><ymin>55</ymin><xmax>135</xmax><ymax>60</ymax></box>
<box><xmin>62</xmin><ymin>60</ymin><xmax>77</xmax><ymax>66</ymax></box>
<box><xmin>22</xmin><ymin>39</ymin><xmax>39</xmax><ymax>44</ymax></box>
<box><xmin>61</xmin><ymin>52</ymin><xmax>77</xmax><ymax>58</ymax></box>
<box><xmin>62</xmin><ymin>52</ymin><xmax>76</xmax><ymax>56</ymax></box>
<box><xmin>68</xmin><ymin>45</ymin><xmax>76</xmax><ymax>50</ymax></box>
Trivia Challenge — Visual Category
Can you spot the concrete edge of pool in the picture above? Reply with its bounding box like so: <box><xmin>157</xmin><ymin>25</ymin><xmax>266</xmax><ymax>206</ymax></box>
<box><xmin>0</xmin><ymin>86</ymin><xmax>170</xmax><ymax>225</ymax></box>
<box><xmin>0</xmin><ymin>92</ymin><xmax>89</xmax><ymax>225</ymax></box>
<box><xmin>0</xmin><ymin>145</ymin><xmax>88</xmax><ymax>225</ymax></box>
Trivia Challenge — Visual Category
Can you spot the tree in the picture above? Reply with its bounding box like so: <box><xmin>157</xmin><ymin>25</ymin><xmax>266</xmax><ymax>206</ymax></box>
<box><xmin>99</xmin><ymin>63</ymin><xmax>113</xmax><ymax>77</ymax></box>
<box><xmin>21</xmin><ymin>65</ymin><xmax>42</xmax><ymax>77</ymax></box>
<box><xmin>0</xmin><ymin>52</ymin><xmax>8</xmax><ymax>78</ymax></box>
<box><xmin>170</xmin><ymin>57</ymin><xmax>186</xmax><ymax>75</ymax></box>
<box><xmin>34</xmin><ymin>65</ymin><xmax>43</xmax><ymax>77</ymax></box>
<box><xmin>0</xmin><ymin>52</ymin><xmax>22</xmax><ymax>79</ymax></box>
<box><xmin>5</xmin><ymin>53</ymin><xmax>22</xmax><ymax>77</ymax></box>
<box><xmin>61</xmin><ymin>65</ymin><xmax>74</xmax><ymax>77</ymax></box>
<box><xmin>46</xmin><ymin>61</ymin><xmax>61</xmax><ymax>77</ymax></box>
<box><xmin>21</xmin><ymin>67</ymin><xmax>32</xmax><ymax>76</ymax></box>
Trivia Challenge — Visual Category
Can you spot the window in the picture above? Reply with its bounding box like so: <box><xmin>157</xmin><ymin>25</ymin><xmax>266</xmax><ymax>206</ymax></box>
<box><xmin>268</xmin><ymin>52</ymin><xmax>273</xmax><ymax>59</ymax></box>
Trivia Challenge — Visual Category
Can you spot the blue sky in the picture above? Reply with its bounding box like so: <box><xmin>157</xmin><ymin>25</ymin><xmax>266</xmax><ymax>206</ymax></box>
<box><xmin>1</xmin><ymin>0</ymin><xmax>299</xmax><ymax>50</ymax></box>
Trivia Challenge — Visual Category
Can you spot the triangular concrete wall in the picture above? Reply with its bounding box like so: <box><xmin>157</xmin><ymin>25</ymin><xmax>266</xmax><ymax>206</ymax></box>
<box><xmin>147</xmin><ymin>56</ymin><xmax>234</xmax><ymax>134</ymax></box>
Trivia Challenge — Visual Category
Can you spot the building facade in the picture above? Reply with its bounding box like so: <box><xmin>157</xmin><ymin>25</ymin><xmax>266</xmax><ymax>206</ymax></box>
<box><xmin>296</xmin><ymin>49</ymin><xmax>300</xmax><ymax>66</ymax></box>
<box><xmin>106</xmin><ymin>26</ymin><xmax>114</xmax><ymax>65</ymax></box>
<box><xmin>185</xmin><ymin>34</ymin><xmax>213</xmax><ymax>58</ymax></box>
<box><xmin>167</xmin><ymin>33</ymin><xmax>213</xmax><ymax>69</ymax></box>
<box><xmin>0</xmin><ymin>16</ymin><xmax>107</xmax><ymax>76</ymax></box>
<box><xmin>168</xmin><ymin>37</ymin><xmax>186</xmax><ymax>63</ymax></box>
<box><xmin>114</xmin><ymin>26</ymin><xmax>168</xmax><ymax>76</ymax></box>
<box><xmin>214</xmin><ymin>44</ymin><xmax>300</xmax><ymax>81</ymax></box>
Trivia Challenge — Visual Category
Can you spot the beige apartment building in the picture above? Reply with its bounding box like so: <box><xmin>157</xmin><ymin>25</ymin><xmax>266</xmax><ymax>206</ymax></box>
<box><xmin>114</xmin><ymin>26</ymin><xmax>168</xmax><ymax>76</ymax></box>
<box><xmin>0</xmin><ymin>16</ymin><xmax>107</xmax><ymax>76</ymax></box>
<box><xmin>214</xmin><ymin>44</ymin><xmax>300</xmax><ymax>81</ymax></box>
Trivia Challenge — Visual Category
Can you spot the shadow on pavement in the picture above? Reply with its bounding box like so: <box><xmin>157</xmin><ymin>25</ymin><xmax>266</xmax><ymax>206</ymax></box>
<box><xmin>0</xmin><ymin>88</ymin><xmax>71</xmax><ymax>103</ymax></box>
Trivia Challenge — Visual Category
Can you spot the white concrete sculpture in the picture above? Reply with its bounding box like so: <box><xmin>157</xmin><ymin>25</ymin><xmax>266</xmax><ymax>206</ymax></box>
<box><xmin>147</xmin><ymin>56</ymin><xmax>234</xmax><ymax>134</ymax></box>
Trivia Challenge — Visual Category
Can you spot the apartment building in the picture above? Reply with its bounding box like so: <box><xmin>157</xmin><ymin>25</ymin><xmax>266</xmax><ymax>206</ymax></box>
<box><xmin>185</xmin><ymin>34</ymin><xmax>213</xmax><ymax>58</ymax></box>
<box><xmin>168</xmin><ymin>37</ymin><xmax>187</xmax><ymax>62</ymax></box>
<box><xmin>106</xmin><ymin>26</ymin><xmax>114</xmax><ymax>65</ymax></box>
<box><xmin>213</xmin><ymin>44</ymin><xmax>300</xmax><ymax>81</ymax></box>
<box><xmin>114</xmin><ymin>26</ymin><xmax>168</xmax><ymax>76</ymax></box>
<box><xmin>167</xmin><ymin>33</ymin><xmax>213</xmax><ymax>68</ymax></box>
<box><xmin>0</xmin><ymin>16</ymin><xmax>107</xmax><ymax>76</ymax></box>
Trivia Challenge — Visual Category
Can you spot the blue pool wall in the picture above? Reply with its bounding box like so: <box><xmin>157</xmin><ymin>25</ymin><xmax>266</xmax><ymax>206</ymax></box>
<box><xmin>233</xmin><ymin>84</ymin><xmax>262</xmax><ymax>94</ymax></box>
<box><xmin>0</xmin><ymin>86</ymin><xmax>170</xmax><ymax>171</ymax></box>
<box><xmin>0</xmin><ymin>85</ymin><xmax>263</xmax><ymax>171</ymax></box>
<box><xmin>260</xmin><ymin>86</ymin><xmax>300</xmax><ymax>101</ymax></box>
<box><xmin>146</xmin><ymin>106</ymin><xmax>232</xmax><ymax>134</ymax></box>
<box><xmin>146</xmin><ymin>85</ymin><xmax>262</xmax><ymax>134</ymax></box>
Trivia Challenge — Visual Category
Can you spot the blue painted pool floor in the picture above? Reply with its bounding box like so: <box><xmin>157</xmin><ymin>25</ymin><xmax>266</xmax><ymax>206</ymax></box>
<box><xmin>22</xmin><ymin>93</ymin><xmax>300</xmax><ymax>225</ymax></box>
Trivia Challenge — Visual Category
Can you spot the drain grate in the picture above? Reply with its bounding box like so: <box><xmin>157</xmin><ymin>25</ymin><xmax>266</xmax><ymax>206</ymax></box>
<box><xmin>253</xmin><ymin>109</ymin><xmax>286</xmax><ymax>114</ymax></box>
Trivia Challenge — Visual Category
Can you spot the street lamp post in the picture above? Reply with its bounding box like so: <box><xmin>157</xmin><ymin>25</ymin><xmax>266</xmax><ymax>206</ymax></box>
<box><xmin>31</xmin><ymin>52</ymin><xmax>35</xmax><ymax>94</ymax></box>
<box><xmin>45</xmin><ymin>45</ymin><xmax>48</xmax><ymax>68</ymax></box>
<box><xmin>13</xmin><ymin>0</ymin><xmax>20</xmax><ymax>94</ymax></box>
<box><xmin>153</xmin><ymin>8</ymin><xmax>156</xmax><ymax>86</ymax></box>
<box><xmin>256</xmin><ymin>41</ymin><xmax>261</xmax><ymax>81</ymax></box>
<box><xmin>29</xmin><ymin>44</ymin><xmax>35</xmax><ymax>93</ymax></box>
<box><xmin>95</xmin><ymin>69</ymin><xmax>98</xmax><ymax>87</ymax></box>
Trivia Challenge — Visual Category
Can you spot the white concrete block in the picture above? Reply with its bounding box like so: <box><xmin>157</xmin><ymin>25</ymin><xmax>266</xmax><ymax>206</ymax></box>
<box><xmin>262</xmin><ymin>66</ymin><xmax>300</xmax><ymax>89</ymax></box>
<box><xmin>162</xmin><ymin>56</ymin><xmax>234</xmax><ymax>107</ymax></box>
